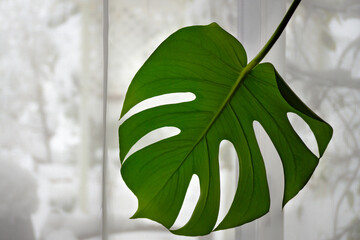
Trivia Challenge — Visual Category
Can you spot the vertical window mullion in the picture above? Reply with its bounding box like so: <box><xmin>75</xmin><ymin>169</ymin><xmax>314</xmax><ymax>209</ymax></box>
<box><xmin>236</xmin><ymin>0</ymin><xmax>286</xmax><ymax>239</ymax></box>
<box><xmin>102</xmin><ymin>0</ymin><xmax>109</xmax><ymax>239</ymax></box>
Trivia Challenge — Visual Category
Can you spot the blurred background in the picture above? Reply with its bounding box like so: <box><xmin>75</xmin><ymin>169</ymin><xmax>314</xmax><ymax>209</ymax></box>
<box><xmin>0</xmin><ymin>0</ymin><xmax>359</xmax><ymax>240</ymax></box>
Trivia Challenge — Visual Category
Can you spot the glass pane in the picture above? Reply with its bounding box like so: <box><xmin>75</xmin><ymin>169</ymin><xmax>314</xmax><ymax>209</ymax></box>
<box><xmin>284</xmin><ymin>1</ymin><xmax>360</xmax><ymax>239</ymax></box>
<box><xmin>0</xmin><ymin>0</ymin><xmax>103</xmax><ymax>239</ymax></box>
<box><xmin>107</xmin><ymin>1</ymin><xmax>238</xmax><ymax>239</ymax></box>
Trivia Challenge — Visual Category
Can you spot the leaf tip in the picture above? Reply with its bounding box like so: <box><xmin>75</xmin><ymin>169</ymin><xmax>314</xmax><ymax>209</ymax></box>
<box><xmin>208</xmin><ymin>22</ymin><xmax>220</xmax><ymax>27</ymax></box>
<box><xmin>319</xmin><ymin>124</ymin><xmax>333</xmax><ymax>157</ymax></box>
<box><xmin>130</xmin><ymin>209</ymin><xmax>143</xmax><ymax>220</ymax></box>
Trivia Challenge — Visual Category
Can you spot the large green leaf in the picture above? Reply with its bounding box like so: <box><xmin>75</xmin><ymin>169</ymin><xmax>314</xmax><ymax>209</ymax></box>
<box><xmin>119</xmin><ymin>23</ymin><xmax>332</xmax><ymax>236</ymax></box>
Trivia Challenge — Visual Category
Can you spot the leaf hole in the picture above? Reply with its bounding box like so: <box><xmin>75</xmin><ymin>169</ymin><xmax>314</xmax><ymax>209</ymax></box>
<box><xmin>215</xmin><ymin>140</ymin><xmax>238</xmax><ymax>228</ymax></box>
<box><xmin>287</xmin><ymin>113</ymin><xmax>319</xmax><ymax>158</ymax></box>
<box><xmin>170</xmin><ymin>174</ymin><xmax>200</xmax><ymax>230</ymax></box>
<box><xmin>253</xmin><ymin>121</ymin><xmax>284</xmax><ymax>212</ymax></box>
<box><xmin>123</xmin><ymin>127</ymin><xmax>180</xmax><ymax>162</ymax></box>
<box><xmin>120</xmin><ymin>92</ymin><xmax>196</xmax><ymax>125</ymax></box>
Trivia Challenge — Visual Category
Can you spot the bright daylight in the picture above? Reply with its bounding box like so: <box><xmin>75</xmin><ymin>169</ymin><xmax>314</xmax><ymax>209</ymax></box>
<box><xmin>0</xmin><ymin>0</ymin><xmax>359</xmax><ymax>240</ymax></box>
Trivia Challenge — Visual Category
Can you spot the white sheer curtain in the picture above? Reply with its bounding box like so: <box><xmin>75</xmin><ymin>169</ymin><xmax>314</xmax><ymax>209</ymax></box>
<box><xmin>0</xmin><ymin>0</ymin><xmax>359</xmax><ymax>240</ymax></box>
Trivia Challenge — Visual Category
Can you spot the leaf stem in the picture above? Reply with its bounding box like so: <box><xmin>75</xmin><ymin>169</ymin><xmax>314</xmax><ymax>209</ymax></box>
<box><xmin>244</xmin><ymin>0</ymin><xmax>301</xmax><ymax>73</ymax></box>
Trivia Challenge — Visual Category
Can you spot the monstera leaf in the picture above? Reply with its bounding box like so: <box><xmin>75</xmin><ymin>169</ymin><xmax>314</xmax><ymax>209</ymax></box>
<box><xmin>119</xmin><ymin>23</ymin><xmax>332</xmax><ymax>236</ymax></box>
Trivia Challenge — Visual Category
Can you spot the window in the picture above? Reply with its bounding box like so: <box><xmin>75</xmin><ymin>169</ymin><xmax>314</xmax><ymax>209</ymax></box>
<box><xmin>1</xmin><ymin>1</ymin><xmax>359</xmax><ymax>240</ymax></box>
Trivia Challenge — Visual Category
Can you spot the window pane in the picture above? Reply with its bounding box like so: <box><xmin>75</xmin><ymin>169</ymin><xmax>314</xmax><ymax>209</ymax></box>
<box><xmin>0</xmin><ymin>0</ymin><xmax>103</xmax><ymax>239</ymax></box>
<box><xmin>107</xmin><ymin>1</ymin><xmax>238</xmax><ymax>239</ymax></box>
<box><xmin>284</xmin><ymin>1</ymin><xmax>360</xmax><ymax>240</ymax></box>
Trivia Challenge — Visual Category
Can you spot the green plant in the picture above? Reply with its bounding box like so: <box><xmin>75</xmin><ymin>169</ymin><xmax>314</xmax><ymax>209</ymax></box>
<box><xmin>119</xmin><ymin>0</ymin><xmax>332</xmax><ymax>236</ymax></box>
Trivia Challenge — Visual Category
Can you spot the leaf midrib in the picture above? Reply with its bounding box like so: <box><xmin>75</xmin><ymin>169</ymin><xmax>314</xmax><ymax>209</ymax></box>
<box><xmin>181</xmin><ymin>63</ymin><xmax>254</xmax><ymax>162</ymax></box>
